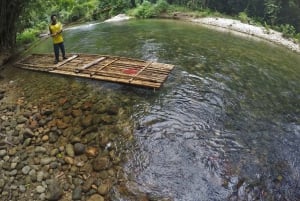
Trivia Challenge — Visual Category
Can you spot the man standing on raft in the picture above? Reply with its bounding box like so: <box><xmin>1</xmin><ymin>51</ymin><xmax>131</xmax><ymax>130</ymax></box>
<box><xmin>49</xmin><ymin>14</ymin><xmax>67</xmax><ymax>64</ymax></box>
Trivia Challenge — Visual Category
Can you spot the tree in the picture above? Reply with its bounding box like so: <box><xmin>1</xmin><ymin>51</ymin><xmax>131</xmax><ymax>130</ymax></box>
<box><xmin>0</xmin><ymin>0</ymin><xmax>29</xmax><ymax>52</ymax></box>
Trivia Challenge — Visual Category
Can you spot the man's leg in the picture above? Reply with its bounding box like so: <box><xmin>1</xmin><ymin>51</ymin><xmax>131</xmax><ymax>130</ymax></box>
<box><xmin>59</xmin><ymin>43</ymin><xmax>66</xmax><ymax>59</ymax></box>
<box><xmin>53</xmin><ymin>44</ymin><xmax>59</xmax><ymax>63</ymax></box>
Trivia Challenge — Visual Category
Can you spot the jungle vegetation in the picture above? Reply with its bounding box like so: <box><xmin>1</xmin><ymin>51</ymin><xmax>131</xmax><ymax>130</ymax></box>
<box><xmin>1</xmin><ymin>0</ymin><xmax>300</xmax><ymax>52</ymax></box>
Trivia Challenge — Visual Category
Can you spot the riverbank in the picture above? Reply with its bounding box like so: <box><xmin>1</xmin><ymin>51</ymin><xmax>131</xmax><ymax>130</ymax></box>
<box><xmin>169</xmin><ymin>12</ymin><xmax>300</xmax><ymax>53</ymax></box>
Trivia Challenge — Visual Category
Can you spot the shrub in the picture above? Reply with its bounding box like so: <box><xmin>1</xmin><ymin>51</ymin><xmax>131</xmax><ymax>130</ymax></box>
<box><xmin>16</xmin><ymin>28</ymin><xmax>39</xmax><ymax>45</ymax></box>
<box><xmin>155</xmin><ymin>0</ymin><xmax>169</xmax><ymax>13</ymax></box>
<box><xmin>132</xmin><ymin>1</ymin><xmax>156</xmax><ymax>19</ymax></box>
<box><xmin>280</xmin><ymin>24</ymin><xmax>296</xmax><ymax>38</ymax></box>
<box><xmin>295</xmin><ymin>33</ymin><xmax>300</xmax><ymax>41</ymax></box>
<box><xmin>238</xmin><ymin>12</ymin><xmax>249</xmax><ymax>23</ymax></box>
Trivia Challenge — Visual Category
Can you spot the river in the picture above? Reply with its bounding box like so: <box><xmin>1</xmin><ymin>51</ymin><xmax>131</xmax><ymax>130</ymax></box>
<box><xmin>2</xmin><ymin>19</ymin><xmax>300</xmax><ymax>200</ymax></box>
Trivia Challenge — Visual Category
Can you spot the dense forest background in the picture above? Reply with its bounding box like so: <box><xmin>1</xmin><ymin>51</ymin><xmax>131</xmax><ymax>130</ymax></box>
<box><xmin>1</xmin><ymin>0</ymin><xmax>300</xmax><ymax>52</ymax></box>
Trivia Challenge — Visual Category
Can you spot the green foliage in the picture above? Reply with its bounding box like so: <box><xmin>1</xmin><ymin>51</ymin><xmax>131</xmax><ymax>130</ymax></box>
<box><xmin>238</xmin><ymin>12</ymin><xmax>249</xmax><ymax>23</ymax></box>
<box><xmin>132</xmin><ymin>1</ymin><xmax>157</xmax><ymax>18</ymax></box>
<box><xmin>131</xmin><ymin>0</ymin><xmax>169</xmax><ymax>18</ymax></box>
<box><xmin>264</xmin><ymin>21</ymin><xmax>271</xmax><ymax>34</ymax></box>
<box><xmin>155</xmin><ymin>0</ymin><xmax>169</xmax><ymax>13</ymax></box>
<box><xmin>264</xmin><ymin>0</ymin><xmax>282</xmax><ymax>25</ymax></box>
<box><xmin>280</xmin><ymin>24</ymin><xmax>296</xmax><ymax>38</ymax></box>
<box><xmin>16</xmin><ymin>28</ymin><xmax>39</xmax><ymax>45</ymax></box>
<box><xmin>295</xmin><ymin>33</ymin><xmax>300</xmax><ymax>43</ymax></box>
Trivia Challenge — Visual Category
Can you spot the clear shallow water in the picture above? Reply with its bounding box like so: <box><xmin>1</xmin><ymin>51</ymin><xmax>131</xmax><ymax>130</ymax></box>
<box><xmin>19</xmin><ymin>19</ymin><xmax>300</xmax><ymax>200</ymax></box>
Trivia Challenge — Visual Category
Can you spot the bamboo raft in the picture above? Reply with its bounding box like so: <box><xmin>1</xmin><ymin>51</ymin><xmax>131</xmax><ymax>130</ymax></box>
<box><xmin>15</xmin><ymin>53</ymin><xmax>175</xmax><ymax>89</ymax></box>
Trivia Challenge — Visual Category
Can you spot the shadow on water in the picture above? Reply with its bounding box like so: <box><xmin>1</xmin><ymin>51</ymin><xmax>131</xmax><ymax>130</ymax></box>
<box><xmin>8</xmin><ymin>19</ymin><xmax>300</xmax><ymax>200</ymax></box>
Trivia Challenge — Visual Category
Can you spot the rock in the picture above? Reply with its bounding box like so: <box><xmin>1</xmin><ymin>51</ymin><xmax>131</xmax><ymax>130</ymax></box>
<box><xmin>74</xmin><ymin>143</ymin><xmax>86</xmax><ymax>155</ymax></box>
<box><xmin>81</xmin><ymin>115</ymin><xmax>93</xmax><ymax>128</ymax></box>
<box><xmin>17</xmin><ymin>116</ymin><xmax>28</xmax><ymax>124</ymax></box>
<box><xmin>41</xmin><ymin>135</ymin><xmax>49</xmax><ymax>142</ymax></box>
<box><xmin>21</xmin><ymin>165</ymin><xmax>31</xmax><ymax>175</ymax></box>
<box><xmin>0</xmin><ymin>178</ymin><xmax>5</xmax><ymax>188</ymax></box>
<box><xmin>65</xmin><ymin>144</ymin><xmax>75</xmax><ymax>157</ymax></box>
<box><xmin>45</xmin><ymin>179</ymin><xmax>63</xmax><ymax>201</ymax></box>
<box><xmin>0</xmin><ymin>150</ymin><xmax>7</xmax><ymax>157</ymax></box>
<box><xmin>36</xmin><ymin>185</ymin><xmax>46</xmax><ymax>193</ymax></box>
<box><xmin>82</xmin><ymin>177</ymin><xmax>95</xmax><ymax>192</ymax></box>
<box><xmin>35</xmin><ymin>146</ymin><xmax>47</xmax><ymax>153</ymax></box>
<box><xmin>56</xmin><ymin>119</ymin><xmax>68</xmax><ymax>129</ymax></box>
<box><xmin>37</xmin><ymin>171</ymin><xmax>44</xmax><ymax>182</ymax></box>
<box><xmin>42</xmin><ymin>109</ymin><xmax>53</xmax><ymax>116</ymax></box>
<box><xmin>41</xmin><ymin>157</ymin><xmax>55</xmax><ymax>165</ymax></box>
<box><xmin>72</xmin><ymin>186</ymin><xmax>82</xmax><ymax>200</ymax></box>
<box><xmin>72</xmin><ymin>109</ymin><xmax>82</xmax><ymax>117</ymax></box>
<box><xmin>86</xmin><ymin>194</ymin><xmax>104</xmax><ymax>201</ymax></box>
<box><xmin>85</xmin><ymin>147</ymin><xmax>99</xmax><ymax>157</ymax></box>
<box><xmin>48</xmin><ymin>132</ymin><xmax>59</xmax><ymax>143</ymax></box>
<box><xmin>64</xmin><ymin>156</ymin><xmax>74</xmax><ymax>165</ymax></box>
<box><xmin>92</xmin><ymin>156</ymin><xmax>111</xmax><ymax>171</ymax></box>
<box><xmin>97</xmin><ymin>179</ymin><xmax>112</xmax><ymax>195</ymax></box>
<box><xmin>21</xmin><ymin>128</ymin><xmax>35</xmax><ymax>138</ymax></box>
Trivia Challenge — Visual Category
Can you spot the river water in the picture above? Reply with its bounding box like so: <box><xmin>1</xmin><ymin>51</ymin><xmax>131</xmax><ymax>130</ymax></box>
<box><xmin>5</xmin><ymin>19</ymin><xmax>300</xmax><ymax>200</ymax></box>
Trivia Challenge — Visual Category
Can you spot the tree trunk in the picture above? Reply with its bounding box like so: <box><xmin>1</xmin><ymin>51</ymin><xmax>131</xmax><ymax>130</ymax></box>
<box><xmin>0</xmin><ymin>0</ymin><xmax>27</xmax><ymax>52</ymax></box>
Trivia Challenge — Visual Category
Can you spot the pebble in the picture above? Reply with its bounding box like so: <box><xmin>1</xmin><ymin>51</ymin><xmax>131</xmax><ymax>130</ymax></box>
<box><xmin>40</xmin><ymin>157</ymin><xmax>55</xmax><ymax>165</ymax></box>
<box><xmin>87</xmin><ymin>194</ymin><xmax>104</xmax><ymax>201</ymax></box>
<box><xmin>74</xmin><ymin>143</ymin><xmax>86</xmax><ymax>155</ymax></box>
<box><xmin>36</xmin><ymin>185</ymin><xmax>46</xmax><ymax>193</ymax></box>
<box><xmin>66</xmin><ymin>143</ymin><xmax>75</xmax><ymax>157</ymax></box>
<box><xmin>22</xmin><ymin>165</ymin><xmax>31</xmax><ymax>174</ymax></box>
<box><xmin>72</xmin><ymin>186</ymin><xmax>82</xmax><ymax>200</ymax></box>
<box><xmin>0</xmin><ymin>150</ymin><xmax>7</xmax><ymax>157</ymax></box>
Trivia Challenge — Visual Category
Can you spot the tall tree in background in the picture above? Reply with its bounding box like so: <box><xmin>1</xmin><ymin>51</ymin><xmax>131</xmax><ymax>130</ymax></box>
<box><xmin>0</xmin><ymin>0</ymin><xmax>28</xmax><ymax>52</ymax></box>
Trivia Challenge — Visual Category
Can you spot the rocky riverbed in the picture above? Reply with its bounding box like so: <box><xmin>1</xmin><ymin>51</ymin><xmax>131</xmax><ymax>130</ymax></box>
<box><xmin>0</xmin><ymin>69</ymin><xmax>159</xmax><ymax>201</ymax></box>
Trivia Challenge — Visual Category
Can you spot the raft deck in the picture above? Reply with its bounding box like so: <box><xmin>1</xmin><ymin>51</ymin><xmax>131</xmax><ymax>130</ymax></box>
<box><xmin>15</xmin><ymin>54</ymin><xmax>174</xmax><ymax>89</ymax></box>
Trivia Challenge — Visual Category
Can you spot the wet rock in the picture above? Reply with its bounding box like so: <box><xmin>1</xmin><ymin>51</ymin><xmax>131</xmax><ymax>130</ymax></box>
<box><xmin>81</xmin><ymin>114</ymin><xmax>93</xmax><ymax>128</ymax></box>
<box><xmin>45</xmin><ymin>179</ymin><xmax>63</xmax><ymax>201</ymax></box>
<box><xmin>36</xmin><ymin>185</ymin><xmax>46</xmax><ymax>193</ymax></box>
<box><xmin>48</xmin><ymin>132</ymin><xmax>59</xmax><ymax>143</ymax></box>
<box><xmin>42</xmin><ymin>109</ymin><xmax>53</xmax><ymax>116</ymax></box>
<box><xmin>86</xmin><ymin>194</ymin><xmax>104</xmax><ymax>201</ymax></box>
<box><xmin>35</xmin><ymin>146</ymin><xmax>47</xmax><ymax>153</ymax></box>
<box><xmin>66</xmin><ymin>144</ymin><xmax>75</xmax><ymax>157</ymax></box>
<box><xmin>37</xmin><ymin>171</ymin><xmax>44</xmax><ymax>182</ymax></box>
<box><xmin>64</xmin><ymin>156</ymin><xmax>74</xmax><ymax>165</ymax></box>
<box><xmin>74</xmin><ymin>143</ymin><xmax>86</xmax><ymax>155</ymax></box>
<box><xmin>0</xmin><ymin>150</ymin><xmax>7</xmax><ymax>157</ymax></box>
<box><xmin>85</xmin><ymin>147</ymin><xmax>99</xmax><ymax>157</ymax></box>
<box><xmin>21</xmin><ymin>165</ymin><xmax>31</xmax><ymax>175</ymax></box>
<box><xmin>41</xmin><ymin>135</ymin><xmax>49</xmax><ymax>142</ymax></box>
<box><xmin>41</xmin><ymin>157</ymin><xmax>55</xmax><ymax>165</ymax></box>
<box><xmin>82</xmin><ymin>177</ymin><xmax>95</xmax><ymax>192</ymax></box>
<box><xmin>97</xmin><ymin>179</ymin><xmax>112</xmax><ymax>195</ymax></box>
<box><xmin>92</xmin><ymin>156</ymin><xmax>111</xmax><ymax>171</ymax></box>
<box><xmin>72</xmin><ymin>109</ymin><xmax>82</xmax><ymax>117</ymax></box>
<box><xmin>21</xmin><ymin>128</ymin><xmax>35</xmax><ymax>138</ymax></box>
<box><xmin>17</xmin><ymin>116</ymin><xmax>28</xmax><ymax>124</ymax></box>
<box><xmin>72</xmin><ymin>186</ymin><xmax>82</xmax><ymax>200</ymax></box>
<box><xmin>56</xmin><ymin>119</ymin><xmax>68</xmax><ymax>129</ymax></box>
<box><xmin>28</xmin><ymin>119</ymin><xmax>39</xmax><ymax>129</ymax></box>
<box><xmin>106</xmin><ymin>105</ymin><xmax>119</xmax><ymax>115</ymax></box>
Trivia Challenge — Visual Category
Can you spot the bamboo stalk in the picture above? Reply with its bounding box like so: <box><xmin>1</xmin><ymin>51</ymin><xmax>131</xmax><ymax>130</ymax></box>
<box><xmin>75</xmin><ymin>57</ymin><xmax>106</xmax><ymax>73</ymax></box>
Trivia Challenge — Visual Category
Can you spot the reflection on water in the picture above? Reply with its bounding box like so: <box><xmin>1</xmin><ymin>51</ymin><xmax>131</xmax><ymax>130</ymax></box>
<box><xmin>27</xmin><ymin>19</ymin><xmax>300</xmax><ymax>200</ymax></box>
